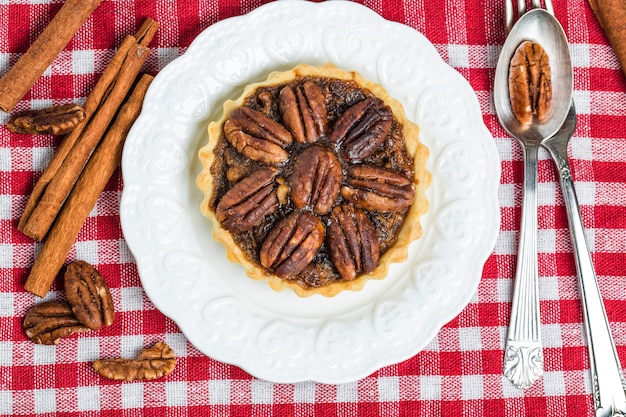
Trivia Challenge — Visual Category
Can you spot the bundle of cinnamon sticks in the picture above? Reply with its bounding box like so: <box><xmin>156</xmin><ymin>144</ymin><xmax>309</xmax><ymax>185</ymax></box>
<box><xmin>15</xmin><ymin>17</ymin><xmax>160</xmax><ymax>297</ymax></box>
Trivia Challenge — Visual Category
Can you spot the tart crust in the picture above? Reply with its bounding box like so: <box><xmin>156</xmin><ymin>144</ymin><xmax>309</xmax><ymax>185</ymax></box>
<box><xmin>197</xmin><ymin>63</ymin><xmax>430</xmax><ymax>297</ymax></box>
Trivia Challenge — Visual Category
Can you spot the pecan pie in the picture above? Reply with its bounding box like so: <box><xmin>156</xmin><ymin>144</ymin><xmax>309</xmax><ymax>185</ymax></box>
<box><xmin>197</xmin><ymin>63</ymin><xmax>430</xmax><ymax>297</ymax></box>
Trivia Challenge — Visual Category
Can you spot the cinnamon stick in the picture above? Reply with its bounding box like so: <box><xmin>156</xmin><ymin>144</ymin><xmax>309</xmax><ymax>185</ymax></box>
<box><xmin>20</xmin><ymin>44</ymin><xmax>151</xmax><ymax>241</ymax></box>
<box><xmin>0</xmin><ymin>0</ymin><xmax>103</xmax><ymax>113</ymax></box>
<box><xmin>18</xmin><ymin>19</ymin><xmax>159</xmax><ymax>238</ymax></box>
<box><xmin>588</xmin><ymin>0</ymin><xmax>626</xmax><ymax>78</ymax></box>
<box><xmin>24</xmin><ymin>74</ymin><xmax>154</xmax><ymax>297</ymax></box>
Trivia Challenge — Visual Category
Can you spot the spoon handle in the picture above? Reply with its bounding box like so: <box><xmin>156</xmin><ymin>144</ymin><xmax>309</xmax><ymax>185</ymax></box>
<box><xmin>504</xmin><ymin>141</ymin><xmax>544</xmax><ymax>389</ymax></box>
<box><xmin>544</xmin><ymin>138</ymin><xmax>626</xmax><ymax>417</ymax></box>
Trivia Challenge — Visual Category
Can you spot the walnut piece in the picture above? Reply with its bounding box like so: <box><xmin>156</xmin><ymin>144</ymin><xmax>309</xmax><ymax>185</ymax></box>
<box><xmin>329</xmin><ymin>97</ymin><xmax>392</xmax><ymax>162</ymax></box>
<box><xmin>326</xmin><ymin>204</ymin><xmax>379</xmax><ymax>281</ymax></box>
<box><xmin>279</xmin><ymin>81</ymin><xmax>328</xmax><ymax>143</ymax></box>
<box><xmin>23</xmin><ymin>301</ymin><xmax>90</xmax><ymax>345</ymax></box>
<box><xmin>508</xmin><ymin>40</ymin><xmax>552</xmax><ymax>125</ymax></box>
<box><xmin>93</xmin><ymin>342</ymin><xmax>176</xmax><ymax>381</ymax></box>
<box><xmin>64</xmin><ymin>260</ymin><xmax>115</xmax><ymax>331</ymax></box>
<box><xmin>7</xmin><ymin>103</ymin><xmax>86</xmax><ymax>135</ymax></box>
<box><xmin>260</xmin><ymin>211</ymin><xmax>325</xmax><ymax>279</ymax></box>
<box><xmin>216</xmin><ymin>166</ymin><xmax>279</xmax><ymax>233</ymax></box>
<box><xmin>289</xmin><ymin>145</ymin><xmax>342</xmax><ymax>215</ymax></box>
<box><xmin>342</xmin><ymin>164</ymin><xmax>415</xmax><ymax>212</ymax></box>
<box><xmin>224</xmin><ymin>107</ymin><xmax>293</xmax><ymax>164</ymax></box>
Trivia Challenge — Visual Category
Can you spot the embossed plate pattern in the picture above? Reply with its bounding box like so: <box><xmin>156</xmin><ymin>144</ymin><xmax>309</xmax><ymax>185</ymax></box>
<box><xmin>120</xmin><ymin>0</ymin><xmax>500</xmax><ymax>384</ymax></box>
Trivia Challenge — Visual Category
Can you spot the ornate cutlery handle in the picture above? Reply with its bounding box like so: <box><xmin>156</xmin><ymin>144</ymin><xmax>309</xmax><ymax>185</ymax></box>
<box><xmin>544</xmin><ymin>139</ymin><xmax>626</xmax><ymax>417</ymax></box>
<box><xmin>504</xmin><ymin>141</ymin><xmax>544</xmax><ymax>389</ymax></box>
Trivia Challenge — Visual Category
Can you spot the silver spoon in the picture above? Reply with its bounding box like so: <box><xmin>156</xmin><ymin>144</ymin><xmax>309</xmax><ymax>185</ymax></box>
<box><xmin>494</xmin><ymin>8</ymin><xmax>573</xmax><ymax>389</ymax></box>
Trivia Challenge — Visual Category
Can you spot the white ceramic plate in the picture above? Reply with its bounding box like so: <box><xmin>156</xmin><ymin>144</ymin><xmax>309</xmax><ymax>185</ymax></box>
<box><xmin>120</xmin><ymin>0</ymin><xmax>500</xmax><ymax>384</ymax></box>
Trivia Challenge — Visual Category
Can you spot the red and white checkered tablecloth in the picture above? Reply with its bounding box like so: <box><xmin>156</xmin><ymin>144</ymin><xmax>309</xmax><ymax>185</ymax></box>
<box><xmin>2</xmin><ymin>0</ymin><xmax>626</xmax><ymax>415</ymax></box>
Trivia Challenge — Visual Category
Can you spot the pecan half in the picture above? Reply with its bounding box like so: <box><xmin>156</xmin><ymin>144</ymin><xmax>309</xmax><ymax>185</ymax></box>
<box><xmin>7</xmin><ymin>103</ymin><xmax>86</xmax><ymax>135</ymax></box>
<box><xmin>93</xmin><ymin>341</ymin><xmax>176</xmax><ymax>381</ymax></box>
<box><xmin>329</xmin><ymin>97</ymin><xmax>392</xmax><ymax>162</ymax></box>
<box><xmin>224</xmin><ymin>107</ymin><xmax>293</xmax><ymax>164</ymax></box>
<box><xmin>23</xmin><ymin>301</ymin><xmax>90</xmax><ymax>345</ymax></box>
<box><xmin>64</xmin><ymin>260</ymin><xmax>115</xmax><ymax>331</ymax></box>
<box><xmin>289</xmin><ymin>145</ymin><xmax>342</xmax><ymax>215</ymax></box>
<box><xmin>327</xmin><ymin>204</ymin><xmax>379</xmax><ymax>281</ymax></box>
<box><xmin>279</xmin><ymin>81</ymin><xmax>327</xmax><ymax>143</ymax></box>
<box><xmin>508</xmin><ymin>40</ymin><xmax>552</xmax><ymax>125</ymax></box>
<box><xmin>216</xmin><ymin>166</ymin><xmax>279</xmax><ymax>233</ymax></box>
<box><xmin>260</xmin><ymin>211</ymin><xmax>324</xmax><ymax>279</ymax></box>
<box><xmin>342</xmin><ymin>165</ymin><xmax>415</xmax><ymax>212</ymax></box>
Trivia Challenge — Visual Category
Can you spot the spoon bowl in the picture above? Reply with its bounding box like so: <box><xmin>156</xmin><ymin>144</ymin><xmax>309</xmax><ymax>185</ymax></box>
<box><xmin>494</xmin><ymin>8</ymin><xmax>573</xmax><ymax>142</ymax></box>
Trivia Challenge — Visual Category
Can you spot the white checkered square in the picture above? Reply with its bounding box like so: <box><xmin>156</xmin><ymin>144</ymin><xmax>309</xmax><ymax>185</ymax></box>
<box><xmin>122</xmin><ymin>383</ymin><xmax>144</xmax><ymax>408</ymax></box>
<box><xmin>77</xmin><ymin>337</ymin><xmax>99</xmax><ymax>362</ymax></box>
<box><xmin>0</xmin><ymin>391</ymin><xmax>11</xmax><ymax>415</ymax></box>
<box><xmin>461</xmin><ymin>375</ymin><xmax>484</xmax><ymax>400</ymax></box>
<box><xmin>419</xmin><ymin>376</ymin><xmax>441</xmax><ymax>400</ymax></box>
<box><xmin>574</xmin><ymin>90</ymin><xmax>591</xmax><ymax>115</ymax></box>
<box><xmin>77</xmin><ymin>386</ymin><xmax>100</xmax><ymax>411</ymax></box>
<box><xmin>540</xmin><ymin>276</ymin><xmax>560</xmax><ymax>301</ymax></box>
<box><xmin>537</xmin><ymin>182</ymin><xmax>557</xmax><ymax>207</ymax></box>
<box><xmin>165</xmin><ymin>333</ymin><xmax>186</xmax><ymax>357</ymax></box>
<box><xmin>34</xmin><ymin>389</ymin><xmax>55</xmax><ymax>414</ymax></box>
<box><xmin>498</xmin><ymin>183</ymin><xmax>516</xmax><ymax>208</ymax></box>
<box><xmin>459</xmin><ymin>327</ymin><xmax>482</xmax><ymax>351</ymax></box>
<box><xmin>494</xmin><ymin>231</ymin><xmax>517</xmax><ymax>256</ymax></box>
<box><xmin>73</xmin><ymin>241</ymin><xmax>99</xmax><ymax>264</ymax></box>
<box><xmin>166</xmin><ymin>381</ymin><xmax>188</xmax><ymax>406</ymax></box>
<box><xmin>0</xmin><ymin>293</ymin><xmax>13</xmax><ymax>317</ymax></box>
<box><xmin>157</xmin><ymin>48</ymin><xmax>181</xmax><ymax>71</ymax></box>
<box><xmin>573</xmin><ymin>181</ymin><xmax>596</xmax><ymax>206</ymax></box>
<box><xmin>33</xmin><ymin>344</ymin><xmax>55</xmax><ymax>365</ymax></box>
<box><xmin>0</xmin><ymin>195</ymin><xmax>10</xmax><ymax>220</ymax></box>
<box><xmin>0</xmin><ymin>244</ymin><xmax>12</xmax><ymax>268</ymax></box>
<box><xmin>538</xmin><ymin>228</ymin><xmax>556</xmax><ymax>253</ymax></box>
<box><xmin>120</xmin><ymin>286</ymin><xmax>143</xmax><ymax>311</ymax></box>
<box><xmin>0</xmin><ymin>341</ymin><xmax>12</xmax><ymax>366</ymax></box>
<box><xmin>72</xmin><ymin>49</ymin><xmax>95</xmax><ymax>75</ymax></box>
<box><xmin>251</xmin><ymin>379</ymin><xmax>274</xmax><ymax>404</ymax></box>
<box><xmin>121</xmin><ymin>335</ymin><xmax>145</xmax><ymax>358</ymax></box>
<box><xmin>0</xmin><ymin>148</ymin><xmax>10</xmax><ymax>171</ymax></box>
<box><xmin>293</xmin><ymin>381</ymin><xmax>316</xmax><ymax>403</ymax></box>
<box><xmin>447</xmin><ymin>44</ymin><xmax>469</xmax><ymax>68</ymax></box>
<box><xmin>208</xmin><ymin>380</ymin><xmax>230</xmax><ymax>405</ymax></box>
<box><xmin>544</xmin><ymin>371</ymin><xmax>566</xmax><ymax>396</ymax></box>
<box><xmin>31</xmin><ymin>147</ymin><xmax>53</xmax><ymax>172</ymax></box>
<box><xmin>378</xmin><ymin>377</ymin><xmax>399</xmax><ymax>401</ymax></box>
<box><xmin>336</xmin><ymin>381</ymin><xmax>358</xmax><ymax>402</ymax></box>
<box><xmin>543</xmin><ymin>323</ymin><xmax>563</xmax><ymax>348</ymax></box>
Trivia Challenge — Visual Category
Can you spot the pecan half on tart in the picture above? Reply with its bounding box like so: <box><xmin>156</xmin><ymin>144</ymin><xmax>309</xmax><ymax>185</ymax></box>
<box><xmin>197</xmin><ymin>63</ymin><xmax>431</xmax><ymax>297</ymax></box>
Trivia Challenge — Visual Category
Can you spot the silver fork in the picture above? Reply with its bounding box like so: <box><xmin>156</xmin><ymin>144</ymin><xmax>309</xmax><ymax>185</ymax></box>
<box><xmin>543</xmin><ymin>104</ymin><xmax>626</xmax><ymax>417</ymax></box>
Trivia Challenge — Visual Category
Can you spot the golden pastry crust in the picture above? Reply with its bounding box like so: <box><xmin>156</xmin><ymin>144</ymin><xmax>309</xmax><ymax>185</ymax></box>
<box><xmin>197</xmin><ymin>63</ymin><xmax>430</xmax><ymax>297</ymax></box>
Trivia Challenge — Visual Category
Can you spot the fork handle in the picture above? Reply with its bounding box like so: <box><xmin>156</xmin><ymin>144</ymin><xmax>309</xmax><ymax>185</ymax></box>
<box><xmin>504</xmin><ymin>141</ymin><xmax>544</xmax><ymax>389</ymax></box>
<box><xmin>545</xmin><ymin>142</ymin><xmax>626</xmax><ymax>417</ymax></box>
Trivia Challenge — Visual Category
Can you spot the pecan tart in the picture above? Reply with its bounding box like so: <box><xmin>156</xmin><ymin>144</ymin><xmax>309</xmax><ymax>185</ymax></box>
<box><xmin>197</xmin><ymin>63</ymin><xmax>430</xmax><ymax>297</ymax></box>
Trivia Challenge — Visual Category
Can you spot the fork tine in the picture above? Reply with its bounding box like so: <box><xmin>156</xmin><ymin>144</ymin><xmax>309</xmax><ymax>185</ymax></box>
<box><xmin>518</xmin><ymin>0</ymin><xmax>526</xmax><ymax>16</ymax></box>
<box><xmin>544</xmin><ymin>0</ymin><xmax>554</xmax><ymax>15</ymax></box>
<box><xmin>505</xmin><ymin>0</ymin><xmax>514</xmax><ymax>32</ymax></box>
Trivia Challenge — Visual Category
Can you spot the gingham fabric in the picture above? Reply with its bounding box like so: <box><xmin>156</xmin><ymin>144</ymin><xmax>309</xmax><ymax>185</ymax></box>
<box><xmin>1</xmin><ymin>0</ymin><xmax>626</xmax><ymax>416</ymax></box>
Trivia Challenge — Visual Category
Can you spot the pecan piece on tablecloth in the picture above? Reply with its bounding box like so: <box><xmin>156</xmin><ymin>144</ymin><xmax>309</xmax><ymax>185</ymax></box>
<box><xmin>260</xmin><ymin>211</ymin><xmax>324</xmax><ymax>279</ymax></box>
<box><xmin>216</xmin><ymin>166</ymin><xmax>279</xmax><ymax>233</ymax></box>
<box><xmin>7</xmin><ymin>103</ymin><xmax>86</xmax><ymax>135</ymax></box>
<box><xmin>224</xmin><ymin>107</ymin><xmax>293</xmax><ymax>164</ymax></box>
<box><xmin>93</xmin><ymin>341</ymin><xmax>176</xmax><ymax>381</ymax></box>
<box><xmin>23</xmin><ymin>300</ymin><xmax>90</xmax><ymax>345</ymax></box>
<box><xmin>342</xmin><ymin>164</ymin><xmax>415</xmax><ymax>212</ymax></box>
<box><xmin>289</xmin><ymin>145</ymin><xmax>342</xmax><ymax>215</ymax></box>
<box><xmin>279</xmin><ymin>81</ymin><xmax>328</xmax><ymax>143</ymax></box>
<box><xmin>327</xmin><ymin>204</ymin><xmax>379</xmax><ymax>281</ymax></box>
<box><xmin>508</xmin><ymin>40</ymin><xmax>552</xmax><ymax>125</ymax></box>
<box><xmin>329</xmin><ymin>97</ymin><xmax>392</xmax><ymax>162</ymax></box>
<box><xmin>64</xmin><ymin>260</ymin><xmax>115</xmax><ymax>331</ymax></box>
